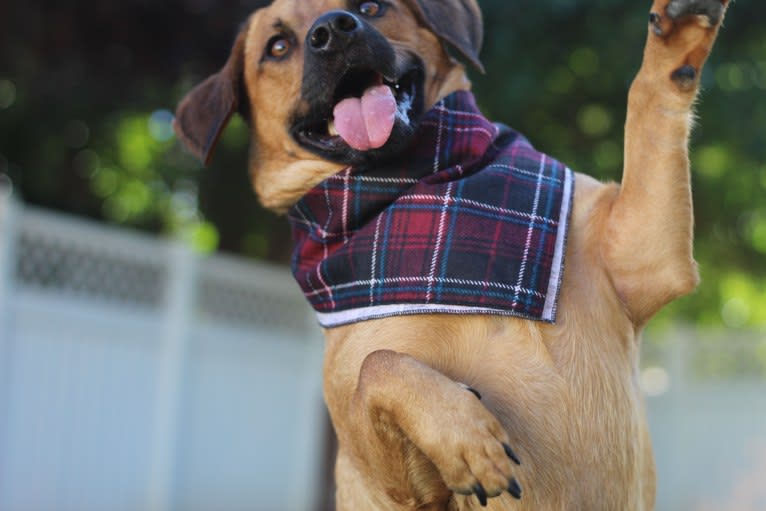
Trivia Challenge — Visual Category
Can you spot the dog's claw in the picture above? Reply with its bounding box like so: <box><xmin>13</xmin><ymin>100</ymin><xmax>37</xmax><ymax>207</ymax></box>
<box><xmin>649</xmin><ymin>12</ymin><xmax>664</xmax><ymax>36</ymax></box>
<box><xmin>508</xmin><ymin>478</ymin><xmax>523</xmax><ymax>500</ymax></box>
<box><xmin>457</xmin><ymin>382</ymin><xmax>482</xmax><ymax>400</ymax></box>
<box><xmin>473</xmin><ymin>483</ymin><xmax>488</xmax><ymax>507</ymax></box>
<box><xmin>503</xmin><ymin>443</ymin><xmax>521</xmax><ymax>465</ymax></box>
<box><xmin>466</xmin><ymin>387</ymin><xmax>482</xmax><ymax>400</ymax></box>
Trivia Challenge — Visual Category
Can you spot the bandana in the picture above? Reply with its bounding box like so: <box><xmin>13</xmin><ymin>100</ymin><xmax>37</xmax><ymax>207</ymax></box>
<box><xmin>288</xmin><ymin>91</ymin><xmax>574</xmax><ymax>328</ymax></box>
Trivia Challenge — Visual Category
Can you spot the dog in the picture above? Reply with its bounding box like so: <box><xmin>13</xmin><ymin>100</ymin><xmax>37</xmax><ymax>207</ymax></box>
<box><xmin>174</xmin><ymin>0</ymin><xmax>730</xmax><ymax>509</ymax></box>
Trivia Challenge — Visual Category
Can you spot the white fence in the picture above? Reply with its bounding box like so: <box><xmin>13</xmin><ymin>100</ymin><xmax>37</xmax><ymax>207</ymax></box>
<box><xmin>0</xmin><ymin>187</ymin><xmax>326</xmax><ymax>511</ymax></box>
<box><xmin>642</xmin><ymin>332</ymin><xmax>766</xmax><ymax>510</ymax></box>
<box><xmin>1</xmin><ymin>185</ymin><xmax>765</xmax><ymax>511</ymax></box>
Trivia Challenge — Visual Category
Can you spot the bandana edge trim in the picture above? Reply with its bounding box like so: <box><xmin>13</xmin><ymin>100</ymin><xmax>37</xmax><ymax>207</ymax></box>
<box><xmin>541</xmin><ymin>166</ymin><xmax>575</xmax><ymax>322</ymax></box>
<box><xmin>315</xmin><ymin>303</ymin><xmax>556</xmax><ymax>329</ymax></box>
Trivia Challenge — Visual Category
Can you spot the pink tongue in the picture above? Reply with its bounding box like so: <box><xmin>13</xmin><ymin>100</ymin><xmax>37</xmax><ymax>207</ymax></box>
<box><xmin>333</xmin><ymin>85</ymin><xmax>397</xmax><ymax>151</ymax></box>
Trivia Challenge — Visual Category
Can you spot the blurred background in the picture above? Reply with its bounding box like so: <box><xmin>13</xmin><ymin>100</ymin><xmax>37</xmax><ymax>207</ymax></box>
<box><xmin>0</xmin><ymin>0</ymin><xmax>764</xmax><ymax>510</ymax></box>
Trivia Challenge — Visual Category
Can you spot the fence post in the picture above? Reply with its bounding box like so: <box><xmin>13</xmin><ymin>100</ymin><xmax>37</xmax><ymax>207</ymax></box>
<box><xmin>0</xmin><ymin>182</ymin><xmax>18</xmax><ymax>343</ymax></box>
<box><xmin>147</xmin><ymin>242</ymin><xmax>197</xmax><ymax>511</ymax></box>
<box><xmin>667</xmin><ymin>328</ymin><xmax>689</xmax><ymax>397</ymax></box>
<box><xmin>0</xmin><ymin>182</ymin><xmax>19</xmax><ymax>508</ymax></box>
<box><xmin>663</xmin><ymin>327</ymin><xmax>691</xmax><ymax>509</ymax></box>
<box><xmin>288</xmin><ymin>321</ymin><xmax>326</xmax><ymax>511</ymax></box>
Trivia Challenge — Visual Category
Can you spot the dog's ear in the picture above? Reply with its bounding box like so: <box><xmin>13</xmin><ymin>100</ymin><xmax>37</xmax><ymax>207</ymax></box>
<box><xmin>405</xmin><ymin>0</ymin><xmax>484</xmax><ymax>73</ymax></box>
<box><xmin>174</xmin><ymin>30</ymin><xmax>249</xmax><ymax>165</ymax></box>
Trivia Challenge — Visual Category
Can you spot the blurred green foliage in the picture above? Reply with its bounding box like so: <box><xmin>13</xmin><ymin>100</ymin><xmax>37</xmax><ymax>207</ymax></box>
<box><xmin>0</xmin><ymin>0</ymin><xmax>764</xmax><ymax>330</ymax></box>
<box><xmin>473</xmin><ymin>0</ymin><xmax>766</xmax><ymax>331</ymax></box>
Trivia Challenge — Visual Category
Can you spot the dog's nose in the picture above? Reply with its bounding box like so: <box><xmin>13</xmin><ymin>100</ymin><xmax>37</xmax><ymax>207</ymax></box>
<box><xmin>308</xmin><ymin>11</ymin><xmax>362</xmax><ymax>53</ymax></box>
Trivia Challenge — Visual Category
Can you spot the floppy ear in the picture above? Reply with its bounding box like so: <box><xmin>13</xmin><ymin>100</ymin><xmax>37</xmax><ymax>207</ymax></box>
<box><xmin>405</xmin><ymin>0</ymin><xmax>484</xmax><ymax>73</ymax></box>
<box><xmin>174</xmin><ymin>30</ymin><xmax>249</xmax><ymax>165</ymax></box>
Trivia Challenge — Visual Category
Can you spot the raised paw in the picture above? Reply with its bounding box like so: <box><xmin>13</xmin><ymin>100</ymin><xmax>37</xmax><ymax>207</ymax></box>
<box><xmin>649</xmin><ymin>0</ymin><xmax>727</xmax><ymax>37</ymax></box>
<box><xmin>417</xmin><ymin>390</ymin><xmax>523</xmax><ymax>506</ymax></box>
<box><xmin>644</xmin><ymin>0</ymin><xmax>730</xmax><ymax>92</ymax></box>
<box><xmin>666</xmin><ymin>0</ymin><xmax>726</xmax><ymax>26</ymax></box>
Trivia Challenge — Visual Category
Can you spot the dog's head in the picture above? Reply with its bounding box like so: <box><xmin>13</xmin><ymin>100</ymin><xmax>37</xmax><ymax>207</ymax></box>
<box><xmin>174</xmin><ymin>0</ymin><xmax>483</xmax><ymax>212</ymax></box>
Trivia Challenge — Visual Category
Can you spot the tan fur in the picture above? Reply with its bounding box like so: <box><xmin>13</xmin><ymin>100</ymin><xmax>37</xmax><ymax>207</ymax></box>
<box><xmin>175</xmin><ymin>1</ymin><xmax>730</xmax><ymax>508</ymax></box>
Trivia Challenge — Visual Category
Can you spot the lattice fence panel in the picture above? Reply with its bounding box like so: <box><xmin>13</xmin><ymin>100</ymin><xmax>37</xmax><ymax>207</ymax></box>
<box><xmin>16</xmin><ymin>210</ymin><xmax>167</xmax><ymax>308</ymax></box>
<box><xmin>197</xmin><ymin>256</ymin><xmax>310</xmax><ymax>334</ymax></box>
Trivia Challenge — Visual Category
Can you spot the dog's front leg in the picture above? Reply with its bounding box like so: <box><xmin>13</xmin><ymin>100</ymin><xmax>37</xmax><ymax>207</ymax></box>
<box><xmin>604</xmin><ymin>0</ymin><xmax>729</xmax><ymax>323</ymax></box>
<box><xmin>331</xmin><ymin>349</ymin><xmax>522</xmax><ymax>510</ymax></box>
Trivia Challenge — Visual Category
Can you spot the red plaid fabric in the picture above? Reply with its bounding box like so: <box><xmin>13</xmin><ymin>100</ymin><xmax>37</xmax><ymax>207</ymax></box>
<box><xmin>289</xmin><ymin>91</ymin><xmax>574</xmax><ymax>328</ymax></box>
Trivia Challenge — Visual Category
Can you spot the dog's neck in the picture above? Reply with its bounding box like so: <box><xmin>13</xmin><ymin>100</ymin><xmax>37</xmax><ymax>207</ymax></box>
<box><xmin>428</xmin><ymin>63</ymin><xmax>472</xmax><ymax>111</ymax></box>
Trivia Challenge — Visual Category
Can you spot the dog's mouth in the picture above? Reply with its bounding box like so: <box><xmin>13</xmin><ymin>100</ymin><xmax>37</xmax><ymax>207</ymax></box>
<box><xmin>292</xmin><ymin>63</ymin><xmax>424</xmax><ymax>164</ymax></box>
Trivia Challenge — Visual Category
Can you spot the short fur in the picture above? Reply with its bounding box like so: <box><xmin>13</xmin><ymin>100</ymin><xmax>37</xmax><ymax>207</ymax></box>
<box><xmin>175</xmin><ymin>1</ymin><xmax>730</xmax><ymax>509</ymax></box>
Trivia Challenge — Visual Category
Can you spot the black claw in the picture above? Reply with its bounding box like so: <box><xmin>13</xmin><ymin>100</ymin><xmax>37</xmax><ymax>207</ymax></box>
<box><xmin>649</xmin><ymin>12</ymin><xmax>665</xmax><ymax>36</ymax></box>
<box><xmin>473</xmin><ymin>484</ymin><xmax>488</xmax><ymax>507</ymax></box>
<box><xmin>503</xmin><ymin>443</ymin><xmax>521</xmax><ymax>466</ymax></box>
<box><xmin>508</xmin><ymin>478</ymin><xmax>523</xmax><ymax>500</ymax></box>
<box><xmin>466</xmin><ymin>386</ymin><xmax>482</xmax><ymax>400</ymax></box>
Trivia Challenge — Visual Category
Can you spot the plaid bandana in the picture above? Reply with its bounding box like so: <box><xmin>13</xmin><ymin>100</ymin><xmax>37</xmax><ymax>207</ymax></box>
<box><xmin>289</xmin><ymin>91</ymin><xmax>574</xmax><ymax>328</ymax></box>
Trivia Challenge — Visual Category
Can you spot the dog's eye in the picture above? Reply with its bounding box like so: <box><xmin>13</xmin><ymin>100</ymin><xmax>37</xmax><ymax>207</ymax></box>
<box><xmin>358</xmin><ymin>1</ymin><xmax>383</xmax><ymax>17</ymax></box>
<box><xmin>266</xmin><ymin>36</ymin><xmax>292</xmax><ymax>60</ymax></box>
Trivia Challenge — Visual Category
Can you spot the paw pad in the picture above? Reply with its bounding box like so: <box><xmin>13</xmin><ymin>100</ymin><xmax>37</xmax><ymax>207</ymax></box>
<box><xmin>671</xmin><ymin>64</ymin><xmax>698</xmax><ymax>90</ymax></box>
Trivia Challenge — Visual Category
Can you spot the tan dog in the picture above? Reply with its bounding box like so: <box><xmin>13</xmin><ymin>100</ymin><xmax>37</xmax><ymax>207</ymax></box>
<box><xmin>175</xmin><ymin>0</ymin><xmax>730</xmax><ymax>509</ymax></box>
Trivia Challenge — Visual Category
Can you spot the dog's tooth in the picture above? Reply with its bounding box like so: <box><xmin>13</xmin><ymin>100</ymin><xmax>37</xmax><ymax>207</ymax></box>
<box><xmin>328</xmin><ymin>120</ymin><xmax>338</xmax><ymax>136</ymax></box>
